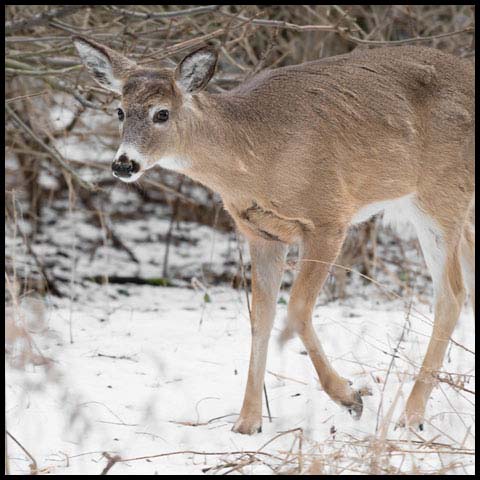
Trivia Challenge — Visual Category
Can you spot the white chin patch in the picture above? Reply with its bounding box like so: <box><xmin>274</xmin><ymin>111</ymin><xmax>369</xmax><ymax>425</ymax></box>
<box><xmin>156</xmin><ymin>155</ymin><xmax>190</xmax><ymax>172</ymax></box>
<box><xmin>113</xmin><ymin>171</ymin><xmax>143</xmax><ymax>183</ymax></box>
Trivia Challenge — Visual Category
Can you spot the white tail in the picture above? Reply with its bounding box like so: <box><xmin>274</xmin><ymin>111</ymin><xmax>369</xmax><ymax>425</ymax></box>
<box><xmin>75</xmin><ymin>36</ymin><xmax>475</xmax><ymax>434</ymax></box>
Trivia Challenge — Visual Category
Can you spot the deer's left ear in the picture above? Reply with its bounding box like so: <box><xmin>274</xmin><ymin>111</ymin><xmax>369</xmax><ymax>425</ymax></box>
<box><xmin>73</xmin><ymin>36</ymin><xmax>136</xmax><ymax>94</ymax></box>
<box><xmin>175</xmin><ymin>46</ymin><xmax>218</xmax><ymax>93</ymax></box>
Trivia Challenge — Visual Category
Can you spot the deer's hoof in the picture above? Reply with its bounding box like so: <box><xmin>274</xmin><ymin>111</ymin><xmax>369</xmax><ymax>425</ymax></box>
<box><xmin>395</xmin><ymin>411</ymin><xmax>424</xmax><ymax>431</ymax></box>
<box><xmin>343</xmin><ymin>389</ymin><xmax>363</xmax><ymax>420</ymax></box>
<box><xmin>232</xmin><ymin>416</ymin><xmax>262</xmax><ymax>435</ymax></box>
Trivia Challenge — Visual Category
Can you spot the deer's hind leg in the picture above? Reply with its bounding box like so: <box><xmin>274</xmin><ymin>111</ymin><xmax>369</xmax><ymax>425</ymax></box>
<box><xmin>281</xmin><ymin>225</ymin><xmax>365</xmax><ymax>417</ymax></box>
<box><xmin>399</xmin><ymin>198</ymin><xmax>468</xmax><ymax>429</ymax></box>
<box><xmin>460</xmin><ymin>222</ymin><xmax>475</xmax><ymax>315</ymax></box>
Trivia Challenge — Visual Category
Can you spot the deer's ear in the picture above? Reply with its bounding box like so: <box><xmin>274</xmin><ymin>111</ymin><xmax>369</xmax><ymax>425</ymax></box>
<box><xmin>73</xmin><ymin>36</ymin><xmax>136</xmax><ymax>94</ymax></box>
<box><xmin>175</xmin><ymin>46</ymin><xmax>218</xmax><ymax>93</ymax></box>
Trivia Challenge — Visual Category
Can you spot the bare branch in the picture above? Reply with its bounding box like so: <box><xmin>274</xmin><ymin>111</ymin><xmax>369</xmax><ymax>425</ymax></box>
<box><xmin>5</xmin><ymin>104</ymin><xmax>97</xmax><ymax>191</ymax></box>
<box><xmin>219</xmin><ymin>12</ymin><xmax>474</xmax><ymax>47</ymax></box>
<box><xmin>6</xmin><ymin>431</ymin><xmax>38</xmax><ymax>474</ymax></box>
<box><xmin>345</xmin><ymin>26</ymin><xmax>475</xmax><ymax>46</ymax></box>
<box><xmin>5</xmin><ymin>5</ymin><xmax>88</xmax><ymax>34</ymax></box>
<box><xmin>108</xmin><ymin>5</ymin><xmax>221</xmax><ymax>20</ymax></box>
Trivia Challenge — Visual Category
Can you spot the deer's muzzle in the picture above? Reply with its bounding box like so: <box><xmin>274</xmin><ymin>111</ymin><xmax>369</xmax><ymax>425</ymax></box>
<box><xmin>112</xmin><ymin>154</ymin><xmax>140</xmax><ymax>179</ymax></box>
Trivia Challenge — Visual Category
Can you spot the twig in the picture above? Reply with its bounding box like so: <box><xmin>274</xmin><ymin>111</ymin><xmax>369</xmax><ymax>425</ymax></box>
<box><xmin>5</xmin><ymin>104</ymin><xmax>96</xmax><ymax>191</ymax></box>
<box><xmin>296</xmin><ymin>258</ymin><xmax>474</xmax><ymax>356</ymax></box>
<box><xmin>108</xmin><ymin>5</ymin><xmax>221</xmax><ymax>20</ymax></box>
<box><xmin>375</xmin><ymin>299</ymin><xmax>412</xmax><ymax>433</ymax></box>
<box><xmin>96</xmin><ymin>353</ymin><xmax>138</xmax><ymax>362</ymax></box>
<box><xmin>42</xmin><ymin>77</ymin><xmax>105</xmax><ymax>111</ymax></box>
<box><xmin>6</xmin><ymin>5</ymin><xmax>88</xmax><ymax>34</ymax></box>
<box><xmin>110</xmin><ymin>448</ymin><xmax>287</xmax><ymax>464</ymax></box>
<box><xmin>220</xmin><ymin>12</ymin><xmax>343</xmax><ymax>33</ymax></box>
<box><xmin>264</xmin><ymin>383</ymin><xmax>272</xmax><ymax>423</ymax></box>
<box><xmin>267</xmin><ymin>369</ymin><xmax>308</xmax><ymax>386</ymax></box>
<box><xmin>257</xmin><ymin>427</ymin><xmax>303</xmax><ymax>452</ymax></box>
<box><xmin>100</xmin><ymin>452</ymin><xmax>122</xmax><ymax>475</ymax></box>
<box><xmin>220</xmin><ymin>11</ymin><xmax>474</xmax><ymax>46</ymax></box>
<box><xmin>5</xmin><ymin>91</ymin><xmax>49</xmax><ymax>104</ymax></box>
<box><xmin>162</xmin><ymin>178</ymin><xmax>184</xmax><ymax>278</ymax></box>
<box><xmin>344</xmin><ymin>26</ymin><xmax>474</xmax><ymax>46</ymax></box>
<box><xmin>11</xmin><ymin>209</ymin><xmax>63</xmax><ymax>297</ymax></box>
<box><xmin>435</xmin><ymin>373</ymin><xmax>475</xmax><ymax>395</ymax></box>
<box><xmin>139</xmin><ymin>14</ymin><xmax>261</xmax><ymax>65</ymax></box>
<box><xmin>169</xmin><ymin>412</ymin><xmax>237</xmax><ymax>427</ymax></box>
<box><xmin>6</xmin><ymin>430</ymin><xmax>38</xmax><ymax>475</ymax></box>
<box><xmin>142</xmin><ymin>178</ymin><xmax>200</xmax><ymax>206</ymax></box>
<box><xmin>77</xmin><ymin>190</ymin><xmax>139</xmax><ymax>264</ymax></box>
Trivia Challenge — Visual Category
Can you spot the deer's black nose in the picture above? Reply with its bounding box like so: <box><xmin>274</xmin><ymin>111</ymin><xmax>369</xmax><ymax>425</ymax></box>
<box><xmin>112</xmin><ymin>155</ymin><xmax>140</xmax><ymax>178</ymax></box>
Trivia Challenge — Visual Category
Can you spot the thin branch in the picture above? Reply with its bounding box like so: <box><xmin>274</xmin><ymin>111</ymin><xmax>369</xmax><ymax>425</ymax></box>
<box><xmin>220</xmin><ymin>12</ymin><xmax>344</xmax><ymax>33</ymax></box>
<box><xmin>14</xmin><ymin>218</ymin><xmax>63</xmax><ymax>297</ymax></box>
<box><xmin>219</xmin><ymin>12</ymin><xmax>474</xmax><ymax>46</ymax></box>
<box><xmin>42</xmin><ymin>77</ymin><xmax>106</xmax><ymax>111</ymax></box>
<box><xmin>162</xmin><ymin>178</ymin><xmax>184</xmax><ymax>278</ymax></box>
<box><xmin>375</xmin><ymin>301</ymin><xmax>412</xmax><ymax>433</ymax></box>
<box><xmin>111</xmin><ymin>448</ymin><xmax>286</xmax><ymax>465</ymax></box>
<box><xmin>5</xmin><ymin>91</ymin><xmax>49</xmax><ymax>104</ymax></box>
<box><xmin>100</xmin><ymin>453</ymin><xmax>122</xmax><ymax>475</ymax></box>
<box><xmin>5</xmin><ymin>5</ymin><xmax>88</xmax><ymax>34</ymax></box>
<box><xmin>296</xmin><ymin>258</ymin><xmax>475</xmax><ymax>356</ymax></box>
<box><xmin>344</xmin><ymin>26</ymin><xmax>474</xmax><ymax>46</ymax></box>
<box><xmin>142</xmin><ymin>179</ymin><xmax>200</xmax><ymax>206</ymax></box>
<box><xmin>140</xmin><ymin>14</ymin><xmax>262</xmax><ymax>64</ymax></box>
<box><xmin>108</xmin><ymin>5</ymin><xmax>221</xmax><ymax>20</ymax></box>
<box><xmin>6</xmin><ymin>431</ymin><xmax>38</xmax><ymax>474</ymax></box>
<box><xmin>5</xmin><ymin>104</ymin><xmax>97</xmax><ymax>191</ymax></box>
<box><xmin>436</xmin><ymin>373</ymin><xmax>476</xmax><ymax>395</ymax></box>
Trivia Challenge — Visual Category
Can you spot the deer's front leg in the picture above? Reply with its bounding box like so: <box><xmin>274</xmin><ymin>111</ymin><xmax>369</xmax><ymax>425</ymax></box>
<box><xmin>232</xmin><ymin>239</ymin><xmax>287</xmax><ymax>435</ymax></box>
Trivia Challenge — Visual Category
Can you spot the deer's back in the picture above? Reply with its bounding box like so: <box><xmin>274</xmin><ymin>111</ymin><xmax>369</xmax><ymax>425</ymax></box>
<box><xmin>221</xmin><ymin>47</ymin><xmax>474</xmax><ymax>218</ymax></box>
<box><xmin>230</xmin><ymin>46</ymin><xmax>473</xmax><ymax>140</ymax></box>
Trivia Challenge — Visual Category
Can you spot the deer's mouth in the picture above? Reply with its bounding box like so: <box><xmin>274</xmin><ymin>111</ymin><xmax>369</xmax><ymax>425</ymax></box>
<box><xmin>113</xmin><ymin>169</ymin><xmax>143</xmax><ymax>183</ymax></box>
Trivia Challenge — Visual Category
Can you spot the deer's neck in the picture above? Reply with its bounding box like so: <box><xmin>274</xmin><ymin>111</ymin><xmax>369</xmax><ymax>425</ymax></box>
<box><xmin>176</xmin><ymin>92</ymin><xmax>271</xmax><ymax>199</ymax></box>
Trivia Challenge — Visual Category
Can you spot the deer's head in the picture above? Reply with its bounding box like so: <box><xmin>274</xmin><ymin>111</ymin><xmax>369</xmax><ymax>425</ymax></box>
<box><xmin>74</xmin><ymin>37</ymin><xmax>218</xmax><ymax>182</ymax></box>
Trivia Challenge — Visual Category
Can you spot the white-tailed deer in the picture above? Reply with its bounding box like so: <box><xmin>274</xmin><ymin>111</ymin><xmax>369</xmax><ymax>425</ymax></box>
<box><xmin>74</xmin><ymin>37</ymin><xmax>475</xmax><ymax>434</ymax></box>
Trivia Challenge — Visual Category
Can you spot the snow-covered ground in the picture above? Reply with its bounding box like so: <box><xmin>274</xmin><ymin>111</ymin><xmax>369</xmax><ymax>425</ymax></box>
<box><xmin>6</xmin><ymin>265</ymin><xmax>475</xmax><ymax>474</ymax></box>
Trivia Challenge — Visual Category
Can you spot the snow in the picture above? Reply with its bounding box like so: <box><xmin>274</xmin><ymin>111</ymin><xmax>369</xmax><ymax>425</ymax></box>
<box><xmin>6</xmin><ymin>278</ymin><xmax>475</xmax><ymax>474</ymax></box>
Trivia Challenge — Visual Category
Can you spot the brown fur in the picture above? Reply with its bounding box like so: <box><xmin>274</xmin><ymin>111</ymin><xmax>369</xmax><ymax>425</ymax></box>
<box><xmin>75</xmin><ymin>38</ymin><xmax>475</xmax><ymax>434</ymax></box>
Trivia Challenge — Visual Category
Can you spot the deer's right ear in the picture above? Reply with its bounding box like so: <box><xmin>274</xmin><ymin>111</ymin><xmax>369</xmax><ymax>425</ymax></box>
<box><xmin>175</xmin><ymin>46</ymin><xmax>218</xmax><ymax>93</ymax></box>
<box><xmin>73</xmin><ymin>36</ymin><xmax>136</xmax><ymax>94</ymax></box>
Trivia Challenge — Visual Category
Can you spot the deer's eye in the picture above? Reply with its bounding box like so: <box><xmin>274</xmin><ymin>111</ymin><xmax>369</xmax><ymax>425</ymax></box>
<box><xmin>117</xmin><ymin>108</ymin><xmax>125</xmax><ymax>121</ymax></box>
<box><xmin>153</xmin><ymin>109</ymin><xmax>169</xmax><ymax>123</ymax></box>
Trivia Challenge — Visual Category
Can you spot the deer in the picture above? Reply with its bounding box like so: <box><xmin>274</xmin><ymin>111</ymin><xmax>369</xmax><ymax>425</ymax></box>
<box><xmin>74</xmin><ymin>36</ymin><xmax>475</xmax><ymax>435</ymax></box>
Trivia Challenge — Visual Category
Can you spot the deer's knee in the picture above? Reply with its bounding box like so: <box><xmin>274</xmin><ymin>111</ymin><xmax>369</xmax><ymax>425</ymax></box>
<box><xmin>286</xmin><ymin>299</ymin><xmax>314</xmax><ymax>336</ymax></box>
